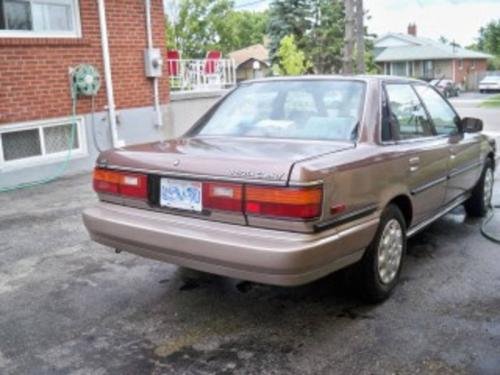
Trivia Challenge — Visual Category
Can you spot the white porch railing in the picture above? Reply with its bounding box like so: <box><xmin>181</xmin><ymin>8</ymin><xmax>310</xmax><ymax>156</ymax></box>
<box><xmin>167</xmin><ymin>59</ymin><xmax>237</xmax><ymax>92</ymax></box>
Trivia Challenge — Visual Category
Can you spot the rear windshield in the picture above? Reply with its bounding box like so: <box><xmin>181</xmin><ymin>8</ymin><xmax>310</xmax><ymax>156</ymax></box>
<box><xmin>192</xmin><ymin>80</ymin><xmax>366</xmax><ymax>141</ymax></box>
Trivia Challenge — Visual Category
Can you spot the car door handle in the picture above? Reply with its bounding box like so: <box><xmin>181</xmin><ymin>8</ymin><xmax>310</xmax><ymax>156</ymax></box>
<box><xmin>409</xmin><ymin>157</ymin><xmax>420</xmax><ymax>172</ymax></box>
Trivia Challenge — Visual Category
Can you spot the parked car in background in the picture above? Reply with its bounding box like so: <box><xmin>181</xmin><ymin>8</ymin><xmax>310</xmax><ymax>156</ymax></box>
<box><xmin>83</xmin><ymin>76</ymin><xmax>496</xmax><ymax>303</ymax></box>
<box><xmin>430</xmin><ymin>79</ymin><xmax>460</xmax><ymax>98</ymax></box>
<box><xmin>479</xmin><ymin>76</ymin><xmax>500</xmax><ymax>93</ymax></box>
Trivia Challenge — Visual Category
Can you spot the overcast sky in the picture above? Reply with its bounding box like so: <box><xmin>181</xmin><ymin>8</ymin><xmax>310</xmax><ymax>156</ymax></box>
<box><xmin>364</xmin><ymin>0</ymin><xmax>500</xmax><ymax>46</ymax></box>
<box><xmin>170</xmin><ymin>0</ymin><xmax>500</xmax><ymax>47</ymax></box>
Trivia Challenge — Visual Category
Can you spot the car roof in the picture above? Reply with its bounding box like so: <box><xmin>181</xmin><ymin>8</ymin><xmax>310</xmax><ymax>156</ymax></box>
<box><xmin>243</xmin><ymin>75</ymin><xmax>426</xmax><ymax>85</ymax></box>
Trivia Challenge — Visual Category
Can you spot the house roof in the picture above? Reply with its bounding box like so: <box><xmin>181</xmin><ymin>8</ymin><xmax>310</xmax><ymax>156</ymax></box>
<box><xmin>374</xmin><ymin>33</ymin><xmax>493</xmax><ymax>62</ymax></box>
<box><xmin>228</xmin><ymin>44</ymin><xmax>270</xmax><ymax>68</ymax></box>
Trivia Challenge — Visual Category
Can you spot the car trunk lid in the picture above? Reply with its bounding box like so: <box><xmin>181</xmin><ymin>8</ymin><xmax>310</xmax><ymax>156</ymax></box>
<box><xmin>98</xmin><ymin>136</ymin><xmax>354</xmax><ymax>186</ymax></box>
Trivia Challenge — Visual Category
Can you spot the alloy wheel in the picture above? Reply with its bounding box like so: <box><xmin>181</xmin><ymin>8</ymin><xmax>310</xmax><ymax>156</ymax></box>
<box><xmin>377</xmin><ymin>219</ymin><xmax>403</xmax><ymax>285</ymax></box>
<box><xmin>484</xmin><ymin>167</ymin><xmax>494</xmax><ymax>208</ymax></box>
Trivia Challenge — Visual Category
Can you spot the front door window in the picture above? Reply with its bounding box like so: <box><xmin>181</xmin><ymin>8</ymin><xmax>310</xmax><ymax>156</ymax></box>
<box><xmin>385</xmin><ymin>84</ymin><xmax>433</xmax><ymax>140</ymax></box>
<box><xmin>413</xmin><ymin>85</ymin><xmax>459</xmax><ymax>136</ymax></box>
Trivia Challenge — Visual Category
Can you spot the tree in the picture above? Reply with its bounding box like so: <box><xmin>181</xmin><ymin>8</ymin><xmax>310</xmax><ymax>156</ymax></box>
<box><xmin>267</xmin><ymin>0</ymin><xmax>311</xmax><ymax>63</ymax></box>
<box><xmin>355</xmin><ymin>0</ymin><xmax>365</xmax><ymax>73</ymax></box>
<box><xmin>166</xmin><ymin>0</ymin><xmax>268</xmax><ymax>58</ymax></box>
<box><xmin>217</xmin><ymin>10</ymin><xmax>269</xmax><ymax>53</ymax></box>
<box><xmin>343</xmin><ymin>0</ymin><xmax>355</xmax><ymax>74</ymax></box>
<box><xmin>308</xmin><ymin>0</ymin><xmax>345</xmax><ymax>73</ymax></box>
<box><xmin>477</xmin><ymin>19</ymin><xmax>500</xmax><ymax>56</ymax></box>
<box><xmin>472</xmin><ymin>19</ymin><xmax>500</xmax><ymax>69</ymax></box>
<box><xmin>165</xmin><ymin>16</ymin><xmax>178</xmax><ymax>50</ymax></box>
<box><xmin>364</xmin><ymin>38</ymin><xmax>379</xmax><ymax>74</ymax></box>
<box><xmin>273</xmin><ymin>35</ymin><xmax>311</xmax><ymax>76</ymax></box>
<box><xmin>172</xmin><ymin>0</ymin><xmax>233</xmax><ymax>58</ymax></box>
<box><xmin>268</xmin><ymin>0</ymin><xmax>346</xmax><ymax>74</ymax></box>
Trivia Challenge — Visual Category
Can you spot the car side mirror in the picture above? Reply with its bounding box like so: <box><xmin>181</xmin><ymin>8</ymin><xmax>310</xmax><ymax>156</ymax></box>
<box><xmin>461</xmin><ymin>117</ymin><xmax>483</xmax><ymax>133</ymax></box>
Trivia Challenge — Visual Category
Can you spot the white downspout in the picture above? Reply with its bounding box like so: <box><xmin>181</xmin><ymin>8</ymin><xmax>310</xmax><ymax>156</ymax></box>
<box><xmin>145</xmin><ymin>0</ymin><xmax>164</xmax><ymax>128</ymax></box>
<box><xmin>97</xmin><ymin>0</ymin><xmax>120</xmax><ymax>148</ymax></box>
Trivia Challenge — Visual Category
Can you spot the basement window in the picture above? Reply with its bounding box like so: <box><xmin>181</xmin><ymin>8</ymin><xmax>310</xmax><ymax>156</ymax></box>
<box><xmin>0</xmin><ymin>0</ymin><xmax>81</xmax><ymax>38</ymax></box>
<box><xmin>0</xmin><ymin>117</ymin><xmax>87</xmax><ymax>170</ymax></box>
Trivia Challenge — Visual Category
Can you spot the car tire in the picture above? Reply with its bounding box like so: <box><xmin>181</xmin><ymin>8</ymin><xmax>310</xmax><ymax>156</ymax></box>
<box><xmin>464</xmin><ymin>159</ymin><xmax>494</xmax><ymax>217</ymax></box>
<box><xmin>354</xmin><ymin>204</ymin><xmax>406</xmax><ymax>303</ymax></box>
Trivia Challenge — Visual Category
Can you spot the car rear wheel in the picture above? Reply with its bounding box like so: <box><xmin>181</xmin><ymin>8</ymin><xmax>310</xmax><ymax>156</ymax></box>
<box><xmin>354</xmin><ymin>204</ymin><xmax>406</xmax><ymax>303</ymax></box>
<box><xmin>464</xmin><ymin>159</ymin><xmax>494</xmax><ymax>217</ymax></box>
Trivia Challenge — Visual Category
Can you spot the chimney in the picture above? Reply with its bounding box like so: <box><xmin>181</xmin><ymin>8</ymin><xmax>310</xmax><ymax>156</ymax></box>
<box><xmin>407</xmin><ymin>23</ymin><xmax>417</xmax><ymax>37</ymax></box>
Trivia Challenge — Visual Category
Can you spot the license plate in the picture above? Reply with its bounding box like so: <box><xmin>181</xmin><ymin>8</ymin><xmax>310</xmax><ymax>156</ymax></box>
<box><xmin>159</xmin><ymin>178</ymin><xmax>202</xmax><ymax>212</ymax></box>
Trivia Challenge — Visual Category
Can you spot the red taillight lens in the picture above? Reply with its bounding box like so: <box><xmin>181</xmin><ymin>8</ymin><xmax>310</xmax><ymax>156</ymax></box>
<box><xmin>203</xmin><ymin>182</ymin><xmax>243</xmax><ymax>212</ymax></box>
<box><xmin>93</xmin><ymin>168</ymin><xmax>148</xmax><ymax>200</ymax></box>
<box><xmin>245</xmin><ymin>186</ymin><xmax>322</xmax><ymax>219</ymax></box>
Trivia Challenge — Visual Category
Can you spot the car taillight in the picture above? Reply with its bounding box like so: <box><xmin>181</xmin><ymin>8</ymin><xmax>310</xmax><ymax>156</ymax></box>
<box><xmin>245</xmin><ymin>185</ymin><xmax>322</xmax><ymax>219</ymax></box>
<box><xmin>203</xmin><ymin>182</ymin><xmax>243</xmax><ymax>212</ymax></box>
<box><xmin>93</xmin><ymin>168</ymin><xmax>147</xmax><ymax>199</ymax></box>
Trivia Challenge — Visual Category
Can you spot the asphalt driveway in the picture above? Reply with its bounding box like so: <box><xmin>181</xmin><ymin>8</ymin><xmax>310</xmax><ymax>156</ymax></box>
<box><xmin>0</xmin><ymin>165</ymin><xmax>499</xmax><ymax>374</ymax></box>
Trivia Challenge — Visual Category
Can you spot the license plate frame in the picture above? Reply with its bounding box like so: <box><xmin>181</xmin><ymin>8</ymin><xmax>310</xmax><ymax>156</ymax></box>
<box><xmin>159</xmin><ymin>178</ymin><xmax>202</xmax><ymax>212</ymax></box>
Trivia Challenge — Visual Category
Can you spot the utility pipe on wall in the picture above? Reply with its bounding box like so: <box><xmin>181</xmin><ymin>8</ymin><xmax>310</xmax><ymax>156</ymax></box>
<box><xmin>145</xmin><ymin>0</ymin><xmax>164</xmax><ymax>128</ymax></box>
<box><xmin>97</xmin><ymin>0</ymin><xmax>120</xmax><ymax>148</ymax></box>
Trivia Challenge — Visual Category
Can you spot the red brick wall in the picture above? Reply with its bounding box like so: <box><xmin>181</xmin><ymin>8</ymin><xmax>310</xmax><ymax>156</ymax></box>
<box><xmin>453</xmin><ymin>58</ymin><xmax>488</xmax><ymax>86</ymax></box>
<box><xmin>0</xmin><ymin>0</ymin><xmax>168</xmax><ymax>125</ymax></box>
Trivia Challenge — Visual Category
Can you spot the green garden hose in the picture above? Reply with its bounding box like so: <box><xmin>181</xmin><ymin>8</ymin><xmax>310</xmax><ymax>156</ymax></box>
<box><xmin>0</xmin><ymin>64</ymin><xmax>100</xmax><ymax>193</ymax></box>
<box><xmin>481</xmin><ymin>204</ymin><xmax>500</xmax><ymax>244</ymax></box>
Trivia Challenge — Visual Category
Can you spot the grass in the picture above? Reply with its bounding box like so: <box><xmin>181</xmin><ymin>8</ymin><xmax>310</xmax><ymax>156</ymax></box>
<box><xmin>480</xmin><ymin>94</ymin><xmax>500</xmax><ymax>108</ymax></box>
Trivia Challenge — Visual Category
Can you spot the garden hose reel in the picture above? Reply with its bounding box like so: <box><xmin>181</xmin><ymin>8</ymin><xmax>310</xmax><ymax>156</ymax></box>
<box><xmin>69</xmin><ymin>64</ymin><xmax>101</xmax><ymax>99</ymax></box>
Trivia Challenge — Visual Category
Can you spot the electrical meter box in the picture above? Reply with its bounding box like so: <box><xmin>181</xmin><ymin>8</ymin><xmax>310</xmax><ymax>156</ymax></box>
<box><xmin>144</xmin><ymin>48</ymin><xmax>163</xmax><ymax>78</ymax></box>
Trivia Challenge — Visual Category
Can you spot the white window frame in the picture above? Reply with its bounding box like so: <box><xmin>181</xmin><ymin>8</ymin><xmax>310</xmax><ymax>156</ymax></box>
<box><xmin>0</xmin><ymin>0</ymin><xmax>82</xmax><ymax>38</ymax></box>
<box><xmin>0</xmin><ymin>116</ymin><xmax>87</xmax><ymax>172</ymax></box>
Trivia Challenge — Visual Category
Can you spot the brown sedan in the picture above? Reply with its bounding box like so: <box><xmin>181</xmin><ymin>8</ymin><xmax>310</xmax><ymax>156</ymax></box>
<box><xmin>83</xmin><ymin>76</ymin><xmax>496</xmax><ymax>302</ymax></box>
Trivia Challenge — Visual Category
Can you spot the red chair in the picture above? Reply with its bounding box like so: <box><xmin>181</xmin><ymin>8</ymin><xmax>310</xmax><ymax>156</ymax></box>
<box><xmin>166</xmin><ymin>50</ymin><xmax>181</xmax><ymax>76</ymax></box>
<box><xmin>204</xmin><ymin>50</ymin><xmax>222</xmax><ymax>75</ymax></box>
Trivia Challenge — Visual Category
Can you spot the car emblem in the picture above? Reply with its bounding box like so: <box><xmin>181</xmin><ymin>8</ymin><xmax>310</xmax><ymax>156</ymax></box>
<box><xmin>173</xmin><ymin>159</ymin><xmax>180</xmax><ymax>167</ymax></box>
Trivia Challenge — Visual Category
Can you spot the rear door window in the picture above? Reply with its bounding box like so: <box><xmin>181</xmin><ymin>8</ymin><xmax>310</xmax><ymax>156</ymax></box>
<box><xmin>385</xmin><ymin>84</ymin><xmax>433</xmax><ymax>140</ymax></box>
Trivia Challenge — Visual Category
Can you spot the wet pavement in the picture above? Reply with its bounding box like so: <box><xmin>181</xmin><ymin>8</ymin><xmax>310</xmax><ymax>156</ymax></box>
<box><xmin>0</xmin><ymin>168</ymin><xmax>499</xmax><ymax>374</ymax></box>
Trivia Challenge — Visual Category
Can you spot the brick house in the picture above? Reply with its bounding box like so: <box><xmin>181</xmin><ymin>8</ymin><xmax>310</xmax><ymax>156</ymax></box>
<box><xmin>374</xmin><ymin>24</ymin><xmax>492</xmax><ymax>88</ymax></box>
<box><xmin>0</xmin><ymin>0</ymin><xmax>169</xmax><ymax>187</ymax></box>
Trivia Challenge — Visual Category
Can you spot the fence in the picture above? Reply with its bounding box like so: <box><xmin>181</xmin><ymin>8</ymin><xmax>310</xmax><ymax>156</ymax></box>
<box><xmin>167</xmin><ymin>59</ymin><xmax>237</xmax><ymax>92</ymax></box>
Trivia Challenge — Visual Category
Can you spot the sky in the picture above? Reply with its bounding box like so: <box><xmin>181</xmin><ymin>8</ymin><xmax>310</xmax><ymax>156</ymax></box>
<box><xmin>231</xmin><ymin>0</ymin><xmax>500</xmax><ymax>46</ymax></box>
<box><xmin>364</xmin><ymin>0</ymin><xmax>500</xmax><ymax>46</ymax></box>
<box><xmin>165</xmin><ymin>0</ymin><xmax>500</xmax><ymax>46</ymax></box>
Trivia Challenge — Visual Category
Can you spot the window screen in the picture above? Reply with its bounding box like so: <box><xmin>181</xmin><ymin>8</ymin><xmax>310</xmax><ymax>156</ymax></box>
<box><xmin>2</xmin><ymin>128</ymin><xmax>41</xmax><ymax>161</ymax></box>
<box><xmin>1</xmin><ymin>120</ymin><xmax>82</xmax><ymax>165</ymax></box>
<box><xmin>44</xmin><ymin>124</ymin><xmax>79</xmax><ymax>153</ymax></box>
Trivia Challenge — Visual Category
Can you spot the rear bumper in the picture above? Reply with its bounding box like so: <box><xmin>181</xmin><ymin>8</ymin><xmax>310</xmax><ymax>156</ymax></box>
<box><xmin>83</xmin><ymin>202</ymin><xmax>379</xmax><ymax>286</ymax></box>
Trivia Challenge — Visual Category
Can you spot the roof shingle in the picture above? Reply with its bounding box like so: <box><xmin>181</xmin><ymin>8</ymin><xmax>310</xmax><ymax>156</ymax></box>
<box><xmin>374</xmin><ymin>33</ymin><xmax>492</xmax><ymax>62</ymax></box>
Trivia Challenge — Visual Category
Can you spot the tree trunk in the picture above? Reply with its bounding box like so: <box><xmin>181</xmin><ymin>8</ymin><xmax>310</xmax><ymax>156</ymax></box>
<box><xmin>355</xmin><ymin>0</ymin><xmax>365</xmax><ymax>73</ymax></box>
<box><xmin>343</xmin><ymin>0</ymin><xmax>355</xmax><ymax>74</ymax></box>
